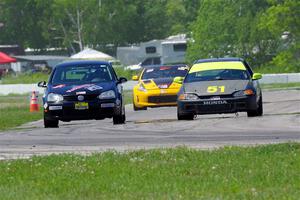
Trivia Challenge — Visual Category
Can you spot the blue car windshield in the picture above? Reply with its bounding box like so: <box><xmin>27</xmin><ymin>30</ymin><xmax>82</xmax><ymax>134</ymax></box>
<box><xmin>141</xmin><ymin>66</ymin><xmax>188</xmax><ymax>80</ymax></box>
<box><xmin>185</xmin><ymin>69</ymin><xmax>250</xmax><ymax>83</ymax></box>
<box><xmin>51</xmin><ymin>64</ymin><xmax>113</xmax><ymax>85</ymax></box>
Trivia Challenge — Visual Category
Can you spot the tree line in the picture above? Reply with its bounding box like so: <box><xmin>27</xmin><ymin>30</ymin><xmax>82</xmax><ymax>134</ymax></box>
<box><xmin>0</xmin><ymin>0</ymin><xmax>299</xmax><ymax>71</ymax></box>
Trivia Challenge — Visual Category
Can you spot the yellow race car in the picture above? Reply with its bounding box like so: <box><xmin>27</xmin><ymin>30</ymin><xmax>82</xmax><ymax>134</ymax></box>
<box><xmin>132</xmin><ymin>64</ymin><xmax>189</xmax><ymax>111</ymax></box>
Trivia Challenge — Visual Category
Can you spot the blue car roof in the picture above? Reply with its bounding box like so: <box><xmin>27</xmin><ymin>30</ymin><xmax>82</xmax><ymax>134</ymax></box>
<box><xmin>55</xmin><ymin>60</ymin><xmax>111</xmax><ymax>68</ymax></box>
<box><xmin>194</xmin><ymin>57</ymin><xmax>244</xmax><ymax>64</ymax></box>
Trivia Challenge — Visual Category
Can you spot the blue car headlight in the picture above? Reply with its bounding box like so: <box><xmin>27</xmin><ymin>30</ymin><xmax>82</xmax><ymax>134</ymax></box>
<box><xmin>98</xmin><ymin>90</ymin><xmax>116</xmax><ymax>99</ymax></box>
<box><xmin>47</xmin><ymin>93</ymin><xmax>63</xmax><ymax>103</ymax></box>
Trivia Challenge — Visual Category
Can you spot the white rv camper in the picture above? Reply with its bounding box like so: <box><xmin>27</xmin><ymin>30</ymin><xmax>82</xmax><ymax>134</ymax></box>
<box><xmin>117</xmin><ymin>34</ymin><xmax>188</xmax><ymax>69</ymax></box>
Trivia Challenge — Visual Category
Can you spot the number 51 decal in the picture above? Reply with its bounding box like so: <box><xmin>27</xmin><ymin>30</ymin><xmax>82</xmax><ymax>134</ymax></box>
<box><xmin>207</xmin><ymin>86</ymin><xmax>225</xmax><ymax>93</ymax></box>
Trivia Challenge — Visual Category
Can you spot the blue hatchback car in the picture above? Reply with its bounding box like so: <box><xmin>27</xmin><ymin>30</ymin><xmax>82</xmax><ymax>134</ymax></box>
<box><xmin>38</xmin><ymin>60</ymin><xmax>127</xmax><ymax>128</ymax></box>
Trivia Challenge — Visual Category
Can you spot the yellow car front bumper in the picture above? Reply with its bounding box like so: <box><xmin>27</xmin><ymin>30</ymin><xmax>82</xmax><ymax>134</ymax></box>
<box><xmin>133</xmin><ymin>88</ymin><xmax>180</xmax><ymax>108</ymax></box>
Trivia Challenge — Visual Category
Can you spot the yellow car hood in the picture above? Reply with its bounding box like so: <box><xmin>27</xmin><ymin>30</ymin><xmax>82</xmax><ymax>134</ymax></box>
<box><xmin>140</xmin><ymin>78</ymin><xmax>181</xmax><ymax>90</ymax></box>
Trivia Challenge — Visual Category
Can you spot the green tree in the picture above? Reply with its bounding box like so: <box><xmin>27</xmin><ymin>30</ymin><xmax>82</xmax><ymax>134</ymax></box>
<box><xmin>0</xmin><ymin>0</ymin><xmax>54</xmax><ymax>49</ymax></box>
<box><xmin>166</xmin><ymin>0</ymin><xmax>201</xmax><ymax>35</ymax></box>
<box><xmin>258</xmin><ymin>0</ymin><xmax>300</xmax><ymax>72</ymax></box>
<box><xmin>187</xmin><ymin>0</ymin><xmax>270</xmax><ymax>67</ymax></box>
<box><xmin>0</xmin><ymin>0</ymin><xmax>201</xmax><ymax>55</ymax></box>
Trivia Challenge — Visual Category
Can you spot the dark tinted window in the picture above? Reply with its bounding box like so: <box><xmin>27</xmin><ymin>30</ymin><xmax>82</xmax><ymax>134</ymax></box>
<box><xmin>173</xmin><ymin>43</ymin><xmax>187</xmax><ymax>52</ymax></box>
<box><xmin>52</xmin><ymin>64</ymin><xmax>113</xmax><ymax>85</ymax></box>
<box><xmin>153</xmin><ymin>57</ymin><xmax>161</xmax><ymax>64</ymax></box>
<box><xmin>142</xmin><ymin>66</ymin><xmax>188</xmax><ymax>79</ymax></box>
<box><xmin>145</xmin><ymin>46</ymin><xmax>156</xmax><ymax>54</ymax></box>
<box><xmin>141</xmin><ymin>58</ymin><xmax>153</xmax><ymax>65</ymax></box>
<box><xmin>185</xmin><ymin>69</ymin><xmax>250</xmax><ymax>83</ymax></box>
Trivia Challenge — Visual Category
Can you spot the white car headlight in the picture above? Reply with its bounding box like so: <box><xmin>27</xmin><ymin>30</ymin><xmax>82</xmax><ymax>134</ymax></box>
<box><xmin>233</xmin><ymin>89</ymin><xmax>255</xmax><ymax>97</ymax></box>
<box><xmin>47</xmin><ymin>93</ymin><xmax>63</xmax><ymax>103</ymax></box>
<box><xmin>178</xmin><ymin>93</ymin><xmax>199</xmax><ymax>100</ymax></box>
<box><xmin>98</xmin><ymin>90</ymin><xmax>116</xmax><ymax>99</ymax></box>
<box><xmin>233</xmin><ymin>90</ymin><xmax>245</xmax><ymax>97</ymax></box>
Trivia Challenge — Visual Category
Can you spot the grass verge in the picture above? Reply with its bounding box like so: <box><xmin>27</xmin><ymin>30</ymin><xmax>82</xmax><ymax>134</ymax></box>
<box><xmin>0</xmin><ymin>72</ymin><xmax>49</xmax><ymax>84</ymax></box>
<box><xmin>0</xmin><ymin>95</ymin><xmax>42</xmax><ymax>131</ymax></box>
<box><xmin>0</xmin><ymin>143</ymin><xmax>299</xmax><ymax>199</ymax></box>
<box><xmin>123</xmin><ymin>90</ymin><xmax>133</xmax><ymax>105</ymax></box>
<box><xmin>113</xmin><ymin>67</ymin><xmax>138</xmax><ymax>80</ymax></box>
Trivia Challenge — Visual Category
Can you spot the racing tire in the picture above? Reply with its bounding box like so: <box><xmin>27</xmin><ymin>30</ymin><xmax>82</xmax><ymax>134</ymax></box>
<box><xmin>133</xmin><ymin>102</ymin><xmax>147</xmax><ymax>111</ymax></box>
<box><xmin>44</xmin><ymin>118</ymin><xmax>59</xmax><ymax>128</ymax></box>
<box><xmin>113</xmin><ymin>114</ymin><xmax>126</xmax><ymax>125</ymax></box>
<box><xmin>247</xmin><ymin>96</ymin><xmax>263</xmax><ymax>117</ymax></box>
<box><xmin>177</xmin><ymin>112</ymin><xmax>194</xmax><ymax>120</ymax></box>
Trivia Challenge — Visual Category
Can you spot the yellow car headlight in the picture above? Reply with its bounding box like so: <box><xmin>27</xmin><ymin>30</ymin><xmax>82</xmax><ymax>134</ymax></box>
<box><xmin>138</xmin><ymin>84</ymin><xmax>147</xmax><ymax>92</ymax></box>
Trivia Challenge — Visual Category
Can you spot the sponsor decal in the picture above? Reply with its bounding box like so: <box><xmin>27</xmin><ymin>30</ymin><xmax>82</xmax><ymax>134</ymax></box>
<box><xmin>210</xmin><ymin>96</ymin><xmax>221</xmax><ymax>100</ymax></box>
<box><xmin>86</xmin><ymin>85</ymin><xmax>103</xmax><ymax>91</ymax></box>
<box><xmin>158</xmin><ymin>84</ymin><xmax>168</xmax><ymax>89</ymax></box>
<box><xmin>203</xmin><ymin>100</ymin><xmax>227</xmax><ymax>105</ymax></box>
<box><xmin>53</xmin><ymin>84</ymin><xmax>66</xmax><ymax>89</ymax></box>
<box><xmin>49</xmin><ymin>106</ymin><xmax>63</xmax><ymax>110</ymax></box>
<box><xmin>76</xmin><ymin>91</ymin><xmax>86</xmax><ymax>95</ymax></box>
<box><xmin>43</xmin><ymin>103</ymin><xmax>48</xmax><ymax>109</ymax></box>
<box><xmin>101</xmin><ymin>103</ymin><xmax>115</xmax><ymax>108</ymax></box>
<box><xmin>178</xmin><ymin>66</ymin><xmax>189</xmax><ymax>71</ymax></box>
<box><xmin>146</xmin><ymin>69</ymin><xmax>154</xmax><ymax>73</ymax></box>
<box><xmin>66</xmin><ymin>84</ymin><xmax>102</xmax><ymax>92</ymax></box>
<box><xmin>67</xmin><ymin>84</ymin><xmax>93</xmax><ymax>93</ymax></box>
<box><xmin>207</xmin><ymin>86</ymin><xmax>225</xmax><ymax>93</ymax></box>
<box><xmin>160</xmin><ymin>66</ymin><xmax>171</xmax><ymax>70</ymax></box>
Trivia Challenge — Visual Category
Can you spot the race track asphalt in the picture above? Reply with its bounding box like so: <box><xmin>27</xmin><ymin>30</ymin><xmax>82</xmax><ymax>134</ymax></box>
<box><xmin>0</xmin><ymin>89</ymin><xmax>299</xmax><ymax>159</ymax></box>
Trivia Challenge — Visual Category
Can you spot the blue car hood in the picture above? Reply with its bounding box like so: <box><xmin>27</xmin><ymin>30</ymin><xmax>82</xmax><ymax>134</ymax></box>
<box><xmin>49</xmin><ymin>82</ymin><xmax>115</xmax><ymax>95</ymax></box>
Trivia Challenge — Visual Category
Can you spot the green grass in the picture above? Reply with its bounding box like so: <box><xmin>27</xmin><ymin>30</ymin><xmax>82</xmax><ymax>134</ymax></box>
<box><xmin>0</xmin><ymin>72</ymin><xmax>49</xmax><ymax>84</ymax></box>
<box><xmin>0</xmin><ymin>95</ymin><xmax>42</xmax><ymax>131</ymax></box>
<box><xmin>261</xmin><ymin>82</ymin><xmax>300</xmax><ymax>89</ymax></box>
<box><xmin>113</xmin><ymin>66</ymin><xmax>138</xmax><ymax>80</ymax></box>
<box><xmin>123</xmin><ymin>90</ymin><xmax>133</xmax><ymax>105</ymax></box>
<box><xmin>0</xmin><ymin>143</ymin><xmax>299</xmax><ymax>199</ymax></box>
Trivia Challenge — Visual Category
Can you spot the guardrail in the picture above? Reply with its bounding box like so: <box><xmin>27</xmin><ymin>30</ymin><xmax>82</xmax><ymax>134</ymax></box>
<box><xmin>0</xmin><ymin>73</ymin><xmax>299</xmax><ymax>95</ymax></box>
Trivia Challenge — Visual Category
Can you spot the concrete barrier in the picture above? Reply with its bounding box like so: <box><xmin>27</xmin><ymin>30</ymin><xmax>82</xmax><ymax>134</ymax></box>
<box><xmin>0</xmin><ymin>73</ymin><xmax>299</xmax><ymax>95</ymax></box>
<box><xmin>0</xmin><ymin>84</ymin><xmax>45</xmax><ymax>96</ymax></box>
<box><xmin>260</xmin><ymin>73</ymin><xmax>300</xmax><ymax>84</ymax></box>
